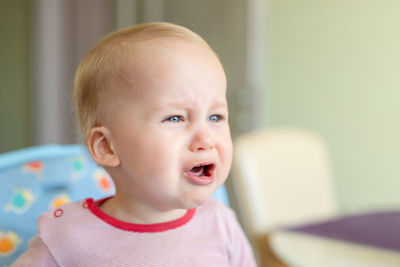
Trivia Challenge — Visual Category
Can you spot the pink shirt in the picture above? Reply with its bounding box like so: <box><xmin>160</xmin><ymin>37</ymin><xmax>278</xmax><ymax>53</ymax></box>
<box><xmin>12</xmin><ymin>198</ymin><xmax>256</xmax><ymax>267</ymax></box>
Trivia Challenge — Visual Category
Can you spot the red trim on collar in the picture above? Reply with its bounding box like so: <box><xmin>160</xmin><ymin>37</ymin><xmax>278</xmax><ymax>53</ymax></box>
<box><xmin>85</xmin><ymin>198</ymin><xmax>196</xmax><ymax>233</ymax></box>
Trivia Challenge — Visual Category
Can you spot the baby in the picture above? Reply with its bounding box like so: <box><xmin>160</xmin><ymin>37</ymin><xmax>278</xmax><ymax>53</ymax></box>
<box><xmin>13</xmin><ymin>22</ymin><xmax>256</xmax><ymax>266</ymax></box>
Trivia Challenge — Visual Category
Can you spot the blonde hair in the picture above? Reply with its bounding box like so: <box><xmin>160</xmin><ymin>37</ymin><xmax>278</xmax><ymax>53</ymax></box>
<box><xmin>73</xmin><ymin>22</ymin><xmax>213</xmax><ymax>139</ymax></box>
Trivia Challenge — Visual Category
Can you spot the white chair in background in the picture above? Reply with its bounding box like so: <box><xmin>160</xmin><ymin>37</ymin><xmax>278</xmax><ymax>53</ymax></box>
<box><xmin>231</xmin><ymin>127</ymin><xmax>337</xmax><ymax>265</ymax></box>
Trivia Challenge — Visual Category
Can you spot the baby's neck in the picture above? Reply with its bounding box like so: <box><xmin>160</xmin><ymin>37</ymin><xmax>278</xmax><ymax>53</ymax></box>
<box><xmin>98</xmin><ymin>195</ymin><xmax>187</xmax><ymax>225</ymax></box>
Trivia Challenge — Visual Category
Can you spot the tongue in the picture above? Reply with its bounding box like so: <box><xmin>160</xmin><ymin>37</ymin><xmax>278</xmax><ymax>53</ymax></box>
<box><xmin>190</xmin><ymin>166</ymin><xmax>204</xmax><ymax>176</ymax></box>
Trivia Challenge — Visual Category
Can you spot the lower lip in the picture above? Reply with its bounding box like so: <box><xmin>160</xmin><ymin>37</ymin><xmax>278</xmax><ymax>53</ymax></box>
<box><xmin>184</xmin><ymin>172</ymin><xmax>215</xmax><ymax>185</ymax></box>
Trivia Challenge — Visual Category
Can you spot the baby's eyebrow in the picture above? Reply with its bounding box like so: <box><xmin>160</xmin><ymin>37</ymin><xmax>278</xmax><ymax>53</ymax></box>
<box><xmin>211</xmin><ymin>102</ymin><xmax>228</xmax><ymax>109</ymax></box>
<box><xmin>150</xmin><ymin>103</ymin><xmax>187</xmax><ymax>111</ymax></box>
<box><xmin>152</xmin><ymin>101</ymin><xmax>227</xmax><ymax>111</ymax></box>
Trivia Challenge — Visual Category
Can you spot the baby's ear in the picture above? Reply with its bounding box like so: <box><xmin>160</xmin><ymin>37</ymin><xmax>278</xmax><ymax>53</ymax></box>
<box><xmin>86</xmin><ymin>127</ymin><xmax>120</xmax><ymax>167</ymax></box>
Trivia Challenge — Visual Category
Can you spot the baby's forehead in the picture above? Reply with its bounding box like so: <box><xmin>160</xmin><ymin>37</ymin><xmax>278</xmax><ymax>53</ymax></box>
<box><xmin>116</xmin><ymin>37</ymin><xmax>217</xmax><ymax>81</ymax></box>
<box><xmin>125</xmin><ymin>36</ymin><xmax>212</xmax><ymax>63</ymax></box>
<box><xmin>107</xmin><ymin>32</ymin><xmax>224</xmax><ymax>95</ymax></box>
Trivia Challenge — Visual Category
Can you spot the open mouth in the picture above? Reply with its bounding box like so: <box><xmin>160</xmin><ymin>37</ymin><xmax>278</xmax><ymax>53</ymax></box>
<box><xmin>189</xmin><ymin>163</ymin><xmax>215</xmax><ymax>177</ymax></box>
<box><xmin>184</xmin><ymin>162</ymin><xmax>216</xmax><ymax>185</ymax></box>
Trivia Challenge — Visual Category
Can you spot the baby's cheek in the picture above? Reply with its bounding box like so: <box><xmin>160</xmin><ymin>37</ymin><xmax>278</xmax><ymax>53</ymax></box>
<box><xmin>218</xmin><ymin>142</ymin><xmax>233</xmax><ymax>177</ymax></box>
<box><xmin>223</xmin><ymin>136</ymin><xmax>233</xmax><ymax>164</ymax></box>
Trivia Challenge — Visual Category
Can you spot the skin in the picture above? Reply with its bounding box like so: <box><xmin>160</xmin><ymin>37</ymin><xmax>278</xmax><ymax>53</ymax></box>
<box><xmin>87</xmin><ymin>38</ymin><xmax>232</xmax><ymax>225</ymax></box>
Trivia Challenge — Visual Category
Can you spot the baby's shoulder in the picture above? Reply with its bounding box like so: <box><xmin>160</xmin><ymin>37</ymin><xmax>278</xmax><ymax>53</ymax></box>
<box><xmin>37</xmin><ymin>199</ymin><xmax>94</xmax><ymax>236</ymax></box>
<box><xmin>39</xmin><ymin>198</ymin><xmax>88</xmax><ymax>219</ymax></box>
<box><xmin>191</xmin><ymin>198</ymin><xmax>243</xmax><ymax>244</ymax></box>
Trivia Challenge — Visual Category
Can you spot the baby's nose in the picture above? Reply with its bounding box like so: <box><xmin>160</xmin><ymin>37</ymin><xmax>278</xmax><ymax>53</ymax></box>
<box><xmin>189</xmin><ymin>126</ymin><xmax>214</xmax><ymax>152</ymax></box>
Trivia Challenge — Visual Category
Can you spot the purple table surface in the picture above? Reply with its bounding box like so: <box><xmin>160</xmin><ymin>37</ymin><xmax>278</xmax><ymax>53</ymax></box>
<box><xmin>287</xmin><ymin>210</ymin><xmax>400</xmax><ymax>252</ymax></box>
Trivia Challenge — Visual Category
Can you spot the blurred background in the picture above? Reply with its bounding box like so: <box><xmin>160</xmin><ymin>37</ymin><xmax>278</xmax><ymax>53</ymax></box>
<box><xmin>1</xmin><ymin>0</ymin><xmax>400</xmax><ymax>219</ymax></box>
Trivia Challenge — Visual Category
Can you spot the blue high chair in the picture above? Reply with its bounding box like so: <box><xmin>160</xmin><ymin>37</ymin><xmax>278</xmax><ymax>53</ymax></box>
<box><xmin>0</xmin><ymin>144</ymin><xmax>229</xmax><ymax>266</ymax></box>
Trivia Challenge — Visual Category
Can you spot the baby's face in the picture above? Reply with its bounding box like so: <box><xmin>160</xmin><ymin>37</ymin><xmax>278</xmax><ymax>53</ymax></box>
<box><xmin>107</xmin><ymin>39</ymin><xmax>232</xmax><ymax>211</ymax></box>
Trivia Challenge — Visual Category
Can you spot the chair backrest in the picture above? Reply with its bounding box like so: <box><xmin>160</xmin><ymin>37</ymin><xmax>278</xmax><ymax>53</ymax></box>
<box><xmin>231</xmin><ymin>127</ymin><xmax>337</xmax><ymax>236</ymax></box>
<box><xmin>0</xmin><ymin>144</ymin><xmax>230</xmax><ymax>265</ymax></box>
<box><xmin>0</xmin><ymin>144</ymin><xmax>115</xmax><ymax>265</ymax></box>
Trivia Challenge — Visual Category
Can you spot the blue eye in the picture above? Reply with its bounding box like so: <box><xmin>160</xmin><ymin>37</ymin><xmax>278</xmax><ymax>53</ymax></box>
<box><xmin>166</xmin><ymin>116</ymin><xmax>182</xmax><ymax>123</ymax></box>
<box><xmin>209</xmin><ymin>115</ymin><xmax>220</xmax><ymax>122</ymax></box>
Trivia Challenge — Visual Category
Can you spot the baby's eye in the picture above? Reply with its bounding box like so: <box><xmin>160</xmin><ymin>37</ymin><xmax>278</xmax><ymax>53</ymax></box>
<box><xmin>209</xmin><ymin>115</ymin><xmax>223</xmax><ymax>122</ymax></box>
<box><xmin>164</xmin><ymin>115</ymin><xmax>183</xmax><ymax>123</ymax></box>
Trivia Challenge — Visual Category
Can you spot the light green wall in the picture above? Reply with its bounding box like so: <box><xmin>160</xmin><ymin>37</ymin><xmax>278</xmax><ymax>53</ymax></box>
<box><xmin>0</xmin><ymin>0</ymin><xmax>30</xmax><ymax>153</ymax></box>
<box><xmin>267</xmin><ymin>0</ymin><xmax>400</xmax><ymax>212</ymax></box>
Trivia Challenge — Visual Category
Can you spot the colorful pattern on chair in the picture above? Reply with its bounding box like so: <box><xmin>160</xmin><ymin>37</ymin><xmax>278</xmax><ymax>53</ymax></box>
<box><xmin>0</xmin><ymin>144</ymin><xmax>230</xmax><ymax>266</ymax></box>
<box><xmin>0</xmin><ymin>145</ymin><xmax>115</xmax><ymax>266</ymax></box>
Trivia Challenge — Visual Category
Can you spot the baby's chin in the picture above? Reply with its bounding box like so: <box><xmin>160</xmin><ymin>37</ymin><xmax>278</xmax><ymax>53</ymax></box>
<box><xmin>178</xmin><ymin>190</ymin><xmax>216</xmax><ymax>209</ymax></box>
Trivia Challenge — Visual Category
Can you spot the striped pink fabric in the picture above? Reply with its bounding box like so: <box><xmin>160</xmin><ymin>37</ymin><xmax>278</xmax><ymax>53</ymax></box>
<box><xmin>12</xmin><ymin>198</ymin><xmax>256</xmax><ymax>267</ymax></box>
